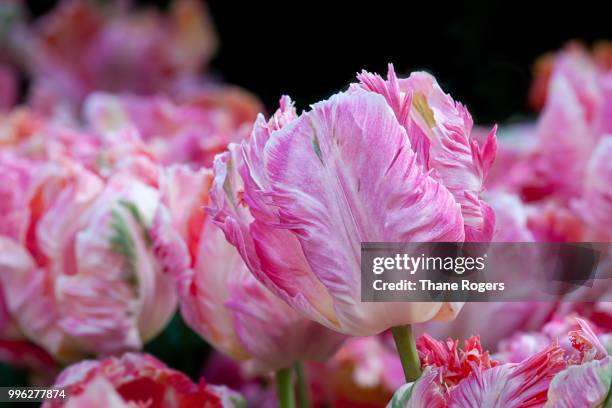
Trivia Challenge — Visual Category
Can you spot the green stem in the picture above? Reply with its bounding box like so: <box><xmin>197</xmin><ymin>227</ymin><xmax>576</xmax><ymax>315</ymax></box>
<box><xmin>294</xmin><ymin>361</ymin><xmax>310</xmax><ymax>408</ymax></box>
<box><xmin>276</xmin><ymin>367</ymin><xmax>296</xmax><ymax>408</ymax></box>
<box><xmin>391</xmin><ymin>325</ymin><xmax>422</xmax><ymax>382</ymax></box>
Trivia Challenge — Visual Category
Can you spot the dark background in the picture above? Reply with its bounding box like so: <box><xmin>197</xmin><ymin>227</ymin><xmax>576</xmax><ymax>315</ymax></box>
<box><xmin>26</xmin><ymin>0</ymin><xmax>611</xmax><ymax>125</ymax></box>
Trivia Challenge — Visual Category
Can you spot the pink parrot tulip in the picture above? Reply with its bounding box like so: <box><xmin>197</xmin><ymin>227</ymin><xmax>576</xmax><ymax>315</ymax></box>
<box><xmin>445</xmin><ymin>342</ymin><xmax>566</xmax><ymax>407</ymax></box>
<box><xmin>386</xmin><ymin>339</ymin><xmax>566</xmax><ymax>407</ymax></box>
<box><xmin>209</xmin><ymin>68</ymin><xmax>497</xmax><ymax>337</ymax></box>
<box><xmin>42</xmin><ymin>353</ymin><xmax>243</xmax><ymax>408</ymax></box>
<box><xmin>0</xmin><ymin>154</ymin><xmax>185</xmax><ymax>361</ymax></box>
<box><xmin>162</xmin><ymin>163</ymin><xmax>345</xmax><ymax>373</ymax></box>
<box><xmin>389</xmin><ymin>319</ymin><xmax>610</xmax><ymax>407</ymax></box>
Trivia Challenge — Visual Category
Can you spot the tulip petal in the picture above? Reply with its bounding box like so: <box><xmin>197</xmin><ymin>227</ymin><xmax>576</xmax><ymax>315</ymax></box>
<box><xmin>358</xmin><ymin>67</ymin><xmax>497</xmax><ymax>241</ymax></box>
<box><xmin>226</xmin><ymin>276</ymin><xmax>346</xmax><ymax>373</ymax></box>
<box><xmin>545</xmin><ymin>356</ymin><xmax>612</xmax><ymax>408</ymax></box>
<box><xmin>179</xmin><ymin>217</ymin><xmax>250</xmax><ymax>361</ymax></box>
<box><xmin>262</xmin><ymin>89</ymin><xmax>464</xmax><ymax>333</ymax></box>
<box><xmin>447</xmin><ymin>343</ymin><xmax>566</xmax><ymax>407</ymax></box>
<box><xmin>209</xmin><ymin>144</ymin><xmax>338</xmax><ymax>329</ymax></box>
<box><xmin>386</xmin><ymin>368</ymin><xmax>446</xmax><ymax>408</ymax></box>
<box><xmin>0</xmin><ymin>237</ymin><xmax>64</xmax><ymax>357</ymax></box>
<box><xmin>573</xmin><ymin>136</ymin><xmax>612</xmax><ymax>238</ymax></box>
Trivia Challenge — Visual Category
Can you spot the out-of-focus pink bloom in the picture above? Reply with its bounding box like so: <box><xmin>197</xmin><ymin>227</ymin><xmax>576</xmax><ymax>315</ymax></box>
<box><xmin>210</xmin><ymin>66</ymin><xmax>497</xmax><ymax>335</ymax></box>
<box><xmin>486</xmin><ymin>191</ymin><xmax>535</xmax><ymax>242</ymax></box>
<box><xmin>309</xmin><ymin>335</ymin><xmax>404</xmax><ymax>407</ymax></box>
<box><xmin>601</xmin><ymin>72</ymin><xmax>612</xmax><ymax>134</ymax></box>
<box><xmin>495</xmin><ymin>315</ymin><xmax>609</xmax><ymax>366</ymax></box>
<box><xmin>0</xmin><ymin>152</ymin><xmax>40</xmax><ymax>242</ymax></box>
<box><xmin>482</xmin><ymin>125</ymin><xmax>538</xmax><ymax>192</ymax></box>
<box><xmin>530</xmin><ymin>52</ymin><xmax>602</xmax><ymax>198</ymax></box>
<box><xmin>526</xmin><ymin>201</ymin><xmax>589</xmax><ymax>242</ymax></box>
<box><xmin>84</xmin><ymin>88</ymin><xmax>261</xmax><ymax>167</ymax></box>
<box><xmin>446</xmin><ymin>343</ymin><xmax>566</xmax><ymax>407</ymax></box>
<box><xmin>0</xmin><ymin>285</ymin><xmax>56</xmax><ymax>380</ymax></box>
<box><xmin>529</xmin><ymin>52</ymin><xmax>556</xmax><ymax>111</ymax></box>
<box><xmin>544</xmin><ymin>356</ymin><xmax>612</xmax><ymax>408</ymax></box>
<box><xmin>170</xmin><ymin>162</ymin><xmax>345</xmax><ymax>373</ymax></box>
<box><xmin>14</xmin><ymin>0</ymin><xmax>217</xmax><ymax>111</ymax></box>
<box><xmin>500</xmin><ymin>46</ymin><xmax>610</xmax><ymax>203</ymax></box>
<box><xmin>333</xmin><ymin>336</ymin><xmax>404</xmax><ymax>391</ymax></box>
<box><xmin>529</xmin><ymin>42</ymin><xmax>612</xmax><ymax>113</ymax></box>
<box><xmin>417</xmin><ymin>334</ymin><xmax>498</xmax><ymax>387</ymax></box>
<box><xmin>0</xmin><ymin>64</ymin><xmax>17</xmax><ymax>111</ymax></box>
<box><xmin>573</xmin><ymin>136</ymin><xmax>612</xmax><ymax>239</ymax></box>
<box><xmin>423</xmin><ymin>300</ymin><xmax>558</xmax><ymax>353</ymax></box>
<box><xmin>496</xmin><ymin>331</ymin><xmax>552</xmax><ymax>365</ymax></box>
<box><xmin>0</xmin><ymin>107</ymin><xmax>107</xmax><ymax>169</ymax></box>
<box><xmin>43</xmin><ymin>353</ymin><xmax>243</xmax><ymax>408</ymax></box>
<box><xmin>0</xmin><ymin>155</ymin><xmax>184</xmax><ymax>361</ymax></box>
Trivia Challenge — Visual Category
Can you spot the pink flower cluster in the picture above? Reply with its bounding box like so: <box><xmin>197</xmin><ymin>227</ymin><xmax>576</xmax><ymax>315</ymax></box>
<box><xmin>0</xmin><ymin>1</ymin><xmax>609</xmax><ymax>406</ymax></box>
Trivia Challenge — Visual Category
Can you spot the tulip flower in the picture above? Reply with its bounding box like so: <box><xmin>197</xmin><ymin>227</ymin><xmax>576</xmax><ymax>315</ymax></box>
<box><xmin>492</xmin><ymin>46</ymin><xmax>609</xmax><ymax>203</ymax></box>
<box><xmin>308</xmin><ymin>335</ymin><xmax>404</xmax><ymax>407</ymax></box>
<box><xmin>10</xmin><ymin>0</ymin><xmax>218</xmax><ymax>112</ymax></box>
<box><xmin>388</xmin><ymin>337</ymin><xmax>566</xmax><ymax>407</ymax></box>
<box><xmin>162</xmin><ymin>162</ymin><xmax>345</xmax><ymax>407</ymax></box>
<box><xmin>445</xmin><ymin>342</ymin><xmax>566</xmax><ymax>407</ymax></box>
<box><xmin>416</xmin><ymin>334</ymin><xmax>498</xmax><ymax>387</ymax></box>
<box><xmin>0</xmin><ymin>154</ymin><xmax>185</xmax><ymax>361</ymax></box>
<box><xmin>42</xmin><ymin>352</ymin><xmax>243</xmax><ymax>408</ymax></box>
<box><xmin>0</xmin><ymin>284</ymin><xmax>57</xmax><ymax>380</ymax></box>
<box><xmin>180</xmin><ymin>213</ymin><xmax>345</xmax><ymax>374</ymax></box>
<box><xmin>209</xmin><ymin>69</ymin><xmax>496</xmax><ymax>383</ymax></box>
<box><xmin>84</xmin><ymin>89</ymin><xmax>261</xmax><ymax>168</ymax></box>
<box><xmin>389</xmin><ymin>319</ymin><xmax>610</xmax><ymax>407</ymax></box>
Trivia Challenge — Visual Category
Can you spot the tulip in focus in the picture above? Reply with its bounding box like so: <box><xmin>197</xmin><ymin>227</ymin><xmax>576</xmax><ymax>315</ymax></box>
<box><xmin>388</xmin><ymin>338</ymin><xmax>565</xmax><ymax>407</ymax></box>
<box><xmin>210</xmin><ymin>70</ymin><xmax>497</xmax><ymax>336</ymax></box>
<box><xmin>210</xmin><ymin>67</ymin><xmax>496</xmax><ymax>384</ymax></box>
<box><xmin>388</xmin><ymin>318</ymin><xmax>611</xmax><ymax>407</ymax></box>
